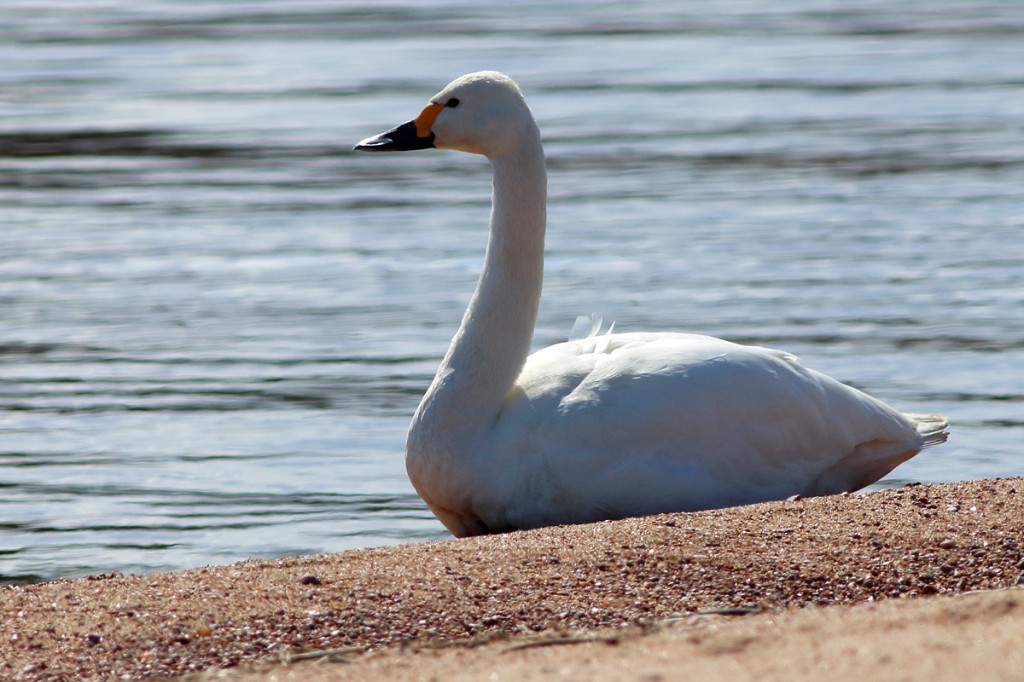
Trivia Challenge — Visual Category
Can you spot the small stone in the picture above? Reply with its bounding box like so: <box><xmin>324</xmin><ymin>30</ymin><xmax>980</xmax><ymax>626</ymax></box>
<box><xmin>939</xmin><ymin>539</ymin><xmax>957</xmax><ymax>550</ymax></box>
<box><xmin>300</xmin><ymin>575</ymin><xmax>322</xmax><ymax>586</ymax></box>
<box><xmin>86</xmin><ymin>633</ymin><xmax>101</xmax><ymax>646</ymax></box>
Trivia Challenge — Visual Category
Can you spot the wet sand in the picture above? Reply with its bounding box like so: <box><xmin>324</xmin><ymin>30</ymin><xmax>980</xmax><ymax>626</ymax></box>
<box><xmin>2</xmin><ymin>478</ymin><xmax>1022</xmax><ymax>681</ymax></box>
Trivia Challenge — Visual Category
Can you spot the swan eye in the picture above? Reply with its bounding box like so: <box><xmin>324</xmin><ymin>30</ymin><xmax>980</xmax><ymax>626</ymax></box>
<box><xmin>446</xmin><ymin>98</ymin><xmax>460</xmax><ymax>108</ymax></box>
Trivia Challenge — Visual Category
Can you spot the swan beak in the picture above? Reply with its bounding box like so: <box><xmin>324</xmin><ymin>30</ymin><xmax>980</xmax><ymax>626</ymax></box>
<box><xmin>354</xmin><ymin>102</ymin><xmax>444</xmax><ymax>152</ymax></box>
<box><xmin>354</xmin><ymin>119</ymin><xmax>434</xmax><ymax>152</ymax></box>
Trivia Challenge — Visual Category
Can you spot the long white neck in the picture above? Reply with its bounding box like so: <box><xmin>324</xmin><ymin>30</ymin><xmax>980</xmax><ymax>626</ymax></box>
<box><xmin>409</xmin><ymin>132</ymin><xmax>547</xmax><ymax>448</ymax></box>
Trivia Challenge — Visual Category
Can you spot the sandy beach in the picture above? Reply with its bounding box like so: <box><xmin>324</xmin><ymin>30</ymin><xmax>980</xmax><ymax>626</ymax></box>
<box><xmin>2</xmin><ymin>478</ymin><xmax>1022</xmax><ymax>681</ymax></box>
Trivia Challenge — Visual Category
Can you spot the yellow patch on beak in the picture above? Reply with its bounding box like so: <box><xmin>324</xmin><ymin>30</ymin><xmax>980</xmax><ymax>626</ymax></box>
<box><xmin>414</xmin><ymin>102</ymin><xmax>445</xmax><ymax>138</ymax></box>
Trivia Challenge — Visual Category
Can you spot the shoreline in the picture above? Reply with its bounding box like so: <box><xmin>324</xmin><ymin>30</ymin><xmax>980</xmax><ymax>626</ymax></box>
<box><xmin>2</xmin><ymin>477</ymin><xmax>1022</xmax><ymax>680</ymax></box>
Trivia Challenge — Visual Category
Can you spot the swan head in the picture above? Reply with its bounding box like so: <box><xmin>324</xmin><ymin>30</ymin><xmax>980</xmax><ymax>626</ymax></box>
<box><xmin>354</xmin><ymin>71</ymin><xmax>537</xmax><ymax>158</ymax></box>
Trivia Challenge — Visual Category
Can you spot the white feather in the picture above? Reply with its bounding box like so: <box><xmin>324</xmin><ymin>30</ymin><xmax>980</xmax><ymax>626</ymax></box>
<box><xmin>359</xmin><ymin>71</ymin><xmax>950</xmax><ymax>537</ymax></box>
<box><xmin>568</xmin><ymin>314</ymin><xmax>604</xmax><ymax>342</ymax></box>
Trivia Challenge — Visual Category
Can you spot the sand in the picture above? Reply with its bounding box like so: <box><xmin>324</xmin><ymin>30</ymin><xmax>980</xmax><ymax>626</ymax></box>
<box><xmin>202</xmin><ymin>586</ymin><xmax>1024</xmax><ymax>682</ymax></box>
<box><xmin>2</xmin><ymin>478</ymin><xmax>1022</xmax><ymax>681</ymax></box>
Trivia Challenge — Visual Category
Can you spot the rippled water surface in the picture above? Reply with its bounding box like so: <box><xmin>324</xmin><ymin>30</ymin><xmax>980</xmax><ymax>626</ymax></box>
<box><xmin>1</xmin><ymin>1</ymin><xmax>1022</xmax><ymax>583</ymax></box>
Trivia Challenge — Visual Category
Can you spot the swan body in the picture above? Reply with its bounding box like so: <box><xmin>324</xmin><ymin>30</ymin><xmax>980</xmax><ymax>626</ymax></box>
<box><xmin>355</xmin><ymin>71</ymin><xmax>948</xmax><ymax>537</ymax></box>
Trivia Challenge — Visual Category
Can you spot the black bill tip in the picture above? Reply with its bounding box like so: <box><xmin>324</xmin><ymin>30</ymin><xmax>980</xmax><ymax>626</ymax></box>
<box><xmin>354</xmin><ymin>120</ymin><xmax>435</xmax><ymax>152</ymax></box>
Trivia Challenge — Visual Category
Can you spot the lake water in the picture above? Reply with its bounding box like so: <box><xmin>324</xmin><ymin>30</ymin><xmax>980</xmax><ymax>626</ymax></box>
<box><xmin>1</xmin><ymin>1</ymin><xmax>1022</xmax><ymax>584</ymax></box>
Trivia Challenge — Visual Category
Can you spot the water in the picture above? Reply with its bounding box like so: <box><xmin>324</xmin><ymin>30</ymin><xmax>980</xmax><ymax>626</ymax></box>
<box><xmin>1</xmin><ymin>1</ymin><xmax>1022</xmax><ymax>584</ymax></box>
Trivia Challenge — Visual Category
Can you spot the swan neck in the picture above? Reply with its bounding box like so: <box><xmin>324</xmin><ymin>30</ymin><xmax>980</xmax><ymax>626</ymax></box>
<box><xmin>413</xmin><ymin>136</ymin><xmax>547</xmax><ymax>440</ymax></box>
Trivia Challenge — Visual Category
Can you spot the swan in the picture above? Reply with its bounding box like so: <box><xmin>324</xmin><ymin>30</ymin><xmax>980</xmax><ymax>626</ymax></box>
<box><xmin>354</xmin><ymin>71</ymin><xmax>949</xmax><ymax>537</ymax></box>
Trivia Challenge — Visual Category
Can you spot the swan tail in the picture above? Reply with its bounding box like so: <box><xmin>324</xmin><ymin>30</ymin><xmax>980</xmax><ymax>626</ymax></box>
<box><xmin>906</xmin><ymin>413</ymin><xmax>950</xmax><ymax>448</ymax></box>
<box><xmin>804</xmin><ymin>414</ymin><xmax>948</xmax><ymax>497</ymax></box>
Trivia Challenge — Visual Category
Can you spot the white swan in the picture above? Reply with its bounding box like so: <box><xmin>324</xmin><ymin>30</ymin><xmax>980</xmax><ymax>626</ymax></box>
<box><xmin>355</xmin><ymin>71</ymin><xmax>949</xmax><ymax>537</ymax></box>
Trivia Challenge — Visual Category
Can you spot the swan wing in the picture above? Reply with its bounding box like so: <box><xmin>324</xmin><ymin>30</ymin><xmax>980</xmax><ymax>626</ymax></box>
<box><xmin>489</xmin><ymin>333</ymin><xmax>926</xmax><ymax>529</ymax></box>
